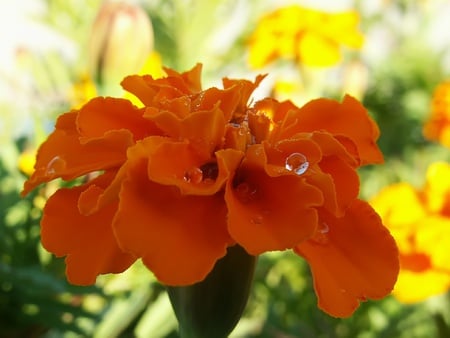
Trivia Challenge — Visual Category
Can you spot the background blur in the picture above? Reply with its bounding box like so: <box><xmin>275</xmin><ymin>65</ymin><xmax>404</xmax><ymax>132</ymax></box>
<box><xmin>1</xmin><ymin>0</ymin><xmax>450</xmax><ymax>337</ymax></box>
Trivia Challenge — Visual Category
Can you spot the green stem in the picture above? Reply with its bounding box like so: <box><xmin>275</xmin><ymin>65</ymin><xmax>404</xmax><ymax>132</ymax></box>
<box><xmin>167</xmin><ymin>245</ymin><xmax>257</xmax><ymax>338</ymax></box>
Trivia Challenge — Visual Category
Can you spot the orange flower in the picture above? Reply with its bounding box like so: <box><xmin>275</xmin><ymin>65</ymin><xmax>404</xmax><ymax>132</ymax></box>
<box><xmin>22</xmin><ymin>64</ymin><xmax>398</xmax><ymax>317</ymax></box>
<box><xmin>423</xmin><ymin>81</ymin><xmax>450</xmax><ymax>147</ymax></box>
<box><xmin>248</xmin><ymin>5</ymin><xmax>364</xmax><ymax>68</ymax></box>
<box><xmin>371</xmin><ymin>162</ymin><xmax>450</xmax><ymax>303</ymax></box>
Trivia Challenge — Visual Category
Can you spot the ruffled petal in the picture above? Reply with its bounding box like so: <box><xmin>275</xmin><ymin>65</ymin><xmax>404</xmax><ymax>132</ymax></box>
<box><xmin>22</xmin><ymin>112</ymin><xmax>132</xmax><ymax>195</ymax></box>
<box><xmin>77</xmin><ymin>97</ymin><xmax>160</xmax><ymax>141</ymax></box>
<box><xmin>222</xmin><ymin>75</ymin><xmax>266</xmax><ymax>121</ymax></box>
<box><xmin>317</xmin><ymin>155</ymin><xmax>360</xmax><ymax>216</ymax></box>
<box><xmin>192</xmin><ymin>86</ymin><xmax>241</xmax><ymax>122</ymax></box>
<box><xmin>274</xmin><ymin>96</ymin><xmax>383</xmax><ymax>166</ymax></box>
<box><xmin>113</xmin><ymin>158</ymin><xmax>232</xmax><ymax>286</ymax></box>
<box><xmin>121</xmin><ymin>64</ymin><xmax>203</xmax><ymax>106</ymax></box>
<box><xmin>163</xmin><ymin>63</ymin><xmax>203</xmax><ymax>93</ymax></box>
<box><xmin>144</xmin><ymin>105</ymin><xmax>226</xmax><ymax>156</ymax></box>
<box><xmin>108</xmin><ymin>137</ymin><xmax>243</xmax><ymax>196</ymax></box>
<box><xmin>295</xmin><ymin>200</ymin><xmax>399</xmax><ymax>317</ymax></box>
<box><xmin>226</xmin><ymin>165</ymin><xmax>323</xmax><ymax>254</ymax></box>
<box><xmin>41</xmin><ymin>175</ymin><xmax>136</xmax><ymax>285</ymax></box>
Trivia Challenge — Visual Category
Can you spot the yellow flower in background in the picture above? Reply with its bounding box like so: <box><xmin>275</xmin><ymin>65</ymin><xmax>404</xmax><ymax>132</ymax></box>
<box><xmin>248</xmin><ymin>5</ymin><xmax>364</xmax><ymax>68</ymax></box>
<box><xmin>423</xmin><ymin>81</ymin><xmax>450</xmax><ymax>147</ymax></box>
<box><xmin>370</xmin><ymin>162</ymin><xmax>450</xmax><ymax>303</ymax></box>
<box><xmin>68</xmin><ymin>74</ymin><xmax>98</xmax><ymax>109</ymax></box>
<box><xmin>18</xmin><ymin>148</ymin><xmax>37</xmax><ymax>176</ymax></box>
<box><xmin>69</xmin><ymin>52</ymin><xmax>164</xmax><ymax>109</ymax></box>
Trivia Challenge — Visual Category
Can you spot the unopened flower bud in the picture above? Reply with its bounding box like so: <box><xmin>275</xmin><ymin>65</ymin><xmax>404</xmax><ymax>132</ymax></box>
<box><xmin>88</xmin><ymin>1</ymin><xmax>153</xmax><ymax>93</ymax></box>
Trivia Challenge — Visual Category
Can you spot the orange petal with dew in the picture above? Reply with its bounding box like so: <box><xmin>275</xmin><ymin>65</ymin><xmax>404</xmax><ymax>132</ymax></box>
<box><xmin>277</xmin><ymin>96</ymin><xmax>383</xmax><ymax>166</ymax></box>
<box><xmin>146</xmin><ymin>137</ymin><xmax>243</xmax><ymax>195</ymax></box>
<box><xmin>41</xmin><ymin>176</ymin><xmax>136</xmax><ymax>285</ymax></box>
<box><xmin>226</xmin><ymin>167</ymin><xmax>323</xmax><ymax>255</ymax></box>
<box><xmin>295</xmin><ymin>200</ymin><xmax>399</xmax><ymax>317</ymax></box>
<box><xmin>113</xmin><ymin>159</ymin><xmax>232</xmax><ymax>286</ymax></box>
<box><xmin>22</xmin><ymin>112</ymin><xmax>132</xmax><ymax>196</ymax></box>
<box><xmin>245</xmin><ymin>138</ymin><xmax>322</xmax><ymax>178</ymax></box>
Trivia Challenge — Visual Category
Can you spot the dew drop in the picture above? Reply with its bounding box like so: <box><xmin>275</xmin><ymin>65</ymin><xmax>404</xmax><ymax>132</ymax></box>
<box><xmin>235</xmin><ymin>182</ymin><xmax>258</xmax><ymax>203</ymax></box>
<box><xmin>184</xmin><ymin>167</ymin><xmax>203</xmax><ymax>184</ymax></box>
<box><xmin>319</xmin><ymin>222</ymin><xmax>329</xmax><ymax>234</ymax></box>
<box><xmin>45</xmin><ymin>156</ymin><xmax>65</xmax><ymax>176</ymax></box>
<box><xmin>311</xmin><ymin>222</ymin><xmax>330</xmax><ymax>245</ymax></box>
<box><xmin>250</xmin><ymin>215</ymin><xmax>263</xmax><ymax>225</ymax></box>
<box><xmin>285</xmin><ymin>153</ymin><xmax>309</xmax><ymax>175</ymax></box>
<box><xmin>238</xmin><ymin>127</ymin><xmax>246</xmax><ymax>136</ymax></box>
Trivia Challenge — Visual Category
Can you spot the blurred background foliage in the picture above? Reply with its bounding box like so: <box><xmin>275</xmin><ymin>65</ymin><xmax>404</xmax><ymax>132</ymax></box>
<box><xmin>1</xmin><ymin>0</ymin><xmax>450</xmax><ymax>337</ymax></box>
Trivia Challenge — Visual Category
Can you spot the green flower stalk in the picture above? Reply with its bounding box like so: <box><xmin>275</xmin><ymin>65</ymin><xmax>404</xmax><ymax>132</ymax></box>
<box><xmin>167</xmin><ymin>245</ymin><xmax>257</xmax><ymax>338</ymax></box>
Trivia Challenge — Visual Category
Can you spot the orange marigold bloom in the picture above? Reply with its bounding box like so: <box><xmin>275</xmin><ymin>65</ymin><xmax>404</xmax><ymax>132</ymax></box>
<box><xmin>370</xmin><ymin>162</ymin><xmax>450</xmax><ymax>303</ymax></box>
<box><xmin>248</xmin><ymin>5</ymin><xmax>364</xmax><ymax>68</ymax></box>
<box><xmin>423</xmin><ymin>81</ymin><xmax>450</xmax><ymax>147</ymax></box>
<box><xmin>22</xmin><ymin>64</ymin><xmax>398</xmax><ymax>317</ymax></box>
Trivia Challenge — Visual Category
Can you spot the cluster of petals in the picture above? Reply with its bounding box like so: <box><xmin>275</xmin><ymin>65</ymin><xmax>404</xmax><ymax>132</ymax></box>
<box><xmin>423</xmin><ymin>81</ymin><xmax>450</xmax><ymax>147</ymax></box>
<box><xmin>370</xmin><ymin>162</ymin><xmax>450</xmax><ymax>303</ymax></box>
<box><xmin>22</xmin><ymin>64</ymin><xmax>398</xmax><ymax>317</ymax></box>
<box><xmin>247</xmin><ymin>5</ymin><xmax>364</xmax><ymax>68</ymax></box>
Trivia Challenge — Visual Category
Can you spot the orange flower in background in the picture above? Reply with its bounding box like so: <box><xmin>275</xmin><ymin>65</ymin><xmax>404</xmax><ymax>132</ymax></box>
<box><xmin>22</xmin><ymin>64</ymin><xmax>398</xmax><ymax>317</ymax></box>
<box><xmin>248</xmin><ymin>5</ymin><xmax>364</xmax><ymax>68</ymax></box>
<box><xmin>423</xmin><ymin>81</ymin><xmax>450</xmax><ymax>147</ymax></box>
<box><xmin>370</xmin><ymin>162</ymin><xmax>450</xmax><ymax>303</ymax></box>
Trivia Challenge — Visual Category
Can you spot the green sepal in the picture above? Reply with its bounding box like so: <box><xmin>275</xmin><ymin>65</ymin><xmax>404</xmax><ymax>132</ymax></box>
<box><xmin>167</xmin><ymin>245</ymin><xmax>257</xmax><ymax>338</ymax></box>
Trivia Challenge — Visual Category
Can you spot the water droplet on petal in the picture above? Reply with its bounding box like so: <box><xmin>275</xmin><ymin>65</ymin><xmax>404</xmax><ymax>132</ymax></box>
<box><xmin>45</xmin><ymin>156</ymin><xmax>65</xmax><ymax>176</ymax></box>
<box><xmin>311</xmin><ymin>222</ymin><xmax>330</xmax><ymax>245</ymax></box>
<box><xmin>250</xmin><ymin>215</ymin><xmax>263</xmax><ymax>225</ymax></box>
<box><xmin>238</xmin><ymin>127</ymin><xmax>246</xmax><ymax>136</ymax></box>
<box><xmin>184</xmin><ymin>167</ymin><xmax>203</xmax><ymax>184</ymax></box>
<box><xmin>285</xmin><ymin>153</ymin><xmax>309</xmax><ymax>175</ymax></box>
<box><xmin>319</xmin><ymin>222</ymin><xmax>329</xmax><ymax>234</ymax></box>
<box><xmin>235</xmin><ymin>182</ymin><xmax>258</xmax><ymax>203</ymax></box>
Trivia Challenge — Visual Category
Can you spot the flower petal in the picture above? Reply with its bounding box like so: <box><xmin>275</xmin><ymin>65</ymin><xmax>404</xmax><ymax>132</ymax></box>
<box><xmin>316</xmin><ymin>155</ymin><xmax>360</xmax><ymax>216</ymax></box>
<box><xmin>77</xmin><ymin>96</ymin><xmax>160</xmax><ymax>141</ymax></box>
<box><xmin>295</xmin><ymin>200</ymin><xmax>399</xmax><ymax>317</ymax></box>
<box><xmin>22</xmin><ymin>112</ymin><xmax>132</xmax><ymax>196</ymax></box>
<box><xmin>113</xmin><ymin>158</ymin><xmax>233</xmax><ymax>286</ymax></box>
<box><xmin>275</xmin><ymin>95</ymin><xmax>383</xmax><ymax>166</ymax></box>
<box><xmin>226</xmin><ymin>166</ymin><xmax>323</xmax><ymax>254</ymax></box>
<box><xmin>121</xmin><ymin>64</ymin><xmax>203</xmax><ymax>106</ymax></box>
<box><xmin>144</xmin><ymin>105</ymin><xmax>226</xmax><ymax>156</ymax></box>
<box><xmin>118</xmin><ymin>137</ymin><xmax>244</xmax><ymax>196</ymax></box>
<box><xmin>41</xmin><ymin>175</ymin><xmax>136</xmax><ymax>285</ymax></box>
<box><xmin>222</xmin><ymin>75</ymin><xmax>266</xmax><ymax>121</ymax></box>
